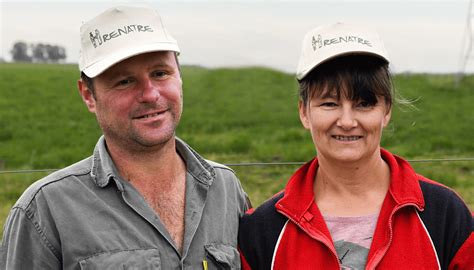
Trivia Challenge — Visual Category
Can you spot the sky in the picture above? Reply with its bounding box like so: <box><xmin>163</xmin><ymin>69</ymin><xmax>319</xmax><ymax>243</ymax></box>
<box><xmin>0</xmin><ymin>0</ymin><xmax>472</xmax><ymax>74</ymax></box>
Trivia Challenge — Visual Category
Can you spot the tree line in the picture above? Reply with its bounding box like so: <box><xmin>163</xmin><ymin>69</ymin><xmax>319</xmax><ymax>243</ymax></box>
<box><xmin>10</xmin><ymin>41</ymin><xmax>67</xmax><ymax>63</ymax></box>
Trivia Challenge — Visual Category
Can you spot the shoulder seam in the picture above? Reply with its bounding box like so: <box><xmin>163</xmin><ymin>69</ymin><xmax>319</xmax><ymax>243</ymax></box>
<box><xmin>13</xmin><ymin>207</ymin><xmax>62</xmax><ymax>261</ymax></box>
<box><xmin>271</xmin><ymin>220</ymin><xmax>289</xmax><ymax>269</ymax></box>
<box><xmin>415</xmin><ymin>211</ymin><xmax>441</xmax><ymax>268</ymax></box>
<box><xmin>418</xmin><ymin>177</ymin><xmax>470</xmax><ymax>208</ymax></box>
<box><xmin>205</xmin><ymin>159</ymin><xmax>235</xmax><ymax>173</ymax></box>
<box><xmin>19</xmin><ymin>168</ymin><xmax>91</xmax><ymax>210</ymax></box>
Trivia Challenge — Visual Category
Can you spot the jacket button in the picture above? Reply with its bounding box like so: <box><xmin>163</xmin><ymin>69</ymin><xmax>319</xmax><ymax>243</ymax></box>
<box><xmin>303</xmin><ymin>212</ymin><xmax>314</xmax><ymax>221</ymax></box>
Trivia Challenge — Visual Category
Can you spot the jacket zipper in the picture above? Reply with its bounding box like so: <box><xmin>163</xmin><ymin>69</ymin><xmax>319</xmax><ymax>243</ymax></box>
<box><xmin>277</xmin><ymin>209</ymin><xmax>341</xmax><ymax>268</ymax></box>
<box><xmin>366</xmin><ymin>203</ymin><xmax>423</xmax><ymax>269</ymax></box>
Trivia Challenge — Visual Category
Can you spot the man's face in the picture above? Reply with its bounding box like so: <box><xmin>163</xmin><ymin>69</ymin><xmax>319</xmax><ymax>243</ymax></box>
<box><xmin>79</xmin><ymin>51</ymin><xmax>183</xmax><ymax>152</ymax></box>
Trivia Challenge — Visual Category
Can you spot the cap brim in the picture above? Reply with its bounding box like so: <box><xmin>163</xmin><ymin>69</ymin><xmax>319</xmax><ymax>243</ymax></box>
<box><xmin>296</xmin><ymin>50</ymin><xmax>389</xmax><ymax>81</ymax></box>
<box><xmin>82</xmin><ymin>42</ymin><xmax>180</xmax><ymax>78</ymax></box>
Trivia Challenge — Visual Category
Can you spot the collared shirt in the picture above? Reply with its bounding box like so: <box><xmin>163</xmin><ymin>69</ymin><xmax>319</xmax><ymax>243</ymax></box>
<box><xmin>1</xmin><ymin>136</ymin><xmax>249</xmax><ymax>269</ymax></box>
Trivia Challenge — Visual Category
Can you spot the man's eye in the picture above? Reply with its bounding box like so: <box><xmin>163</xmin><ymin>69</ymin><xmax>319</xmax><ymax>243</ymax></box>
<box><xmin>116</xmin><ymin>78</ymin><xmax>133</xmax><ymax>86</ymax></box>
<box><xmin>152</xmin><ymin>71</ymin><xmax>167</xmax><ymax>78</ymax></box>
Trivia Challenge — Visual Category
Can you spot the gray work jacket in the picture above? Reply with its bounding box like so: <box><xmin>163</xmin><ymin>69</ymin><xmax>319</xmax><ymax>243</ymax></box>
<box><xmin>1</xmin><ymin>136</ymin><xmax>249</xmax><ymax>269</ymax></box>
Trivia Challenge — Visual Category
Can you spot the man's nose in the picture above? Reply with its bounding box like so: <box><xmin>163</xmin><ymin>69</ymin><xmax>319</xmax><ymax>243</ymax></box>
<box><xmin>138</xmin><ymin>78</ymin><xmax>160</xmax><ymax>103</ymax></box>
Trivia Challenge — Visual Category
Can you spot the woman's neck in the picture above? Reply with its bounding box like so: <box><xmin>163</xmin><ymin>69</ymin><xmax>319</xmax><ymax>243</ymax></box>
<box><xmin>314</xmin><ymin>152</ymin><xmax>391</xmax><ymax>216</ymax></box>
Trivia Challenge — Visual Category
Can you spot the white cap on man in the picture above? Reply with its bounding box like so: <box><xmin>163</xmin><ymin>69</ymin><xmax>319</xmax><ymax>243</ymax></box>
<box><xmin>296</xmin><ymin>23</ymin><xmax>389</xmax><ymax>80</ymax></box>
<box><xmin>79</xmin><ymin>6</ymin><xmax>180</xmax><ymax>78</ymax></box>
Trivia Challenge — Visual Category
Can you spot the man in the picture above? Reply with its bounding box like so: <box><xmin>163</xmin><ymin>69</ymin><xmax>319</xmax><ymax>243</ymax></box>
<box><xmin>1</xmin><ymin>6</ymin><xmax>249</xmax><ymax>269</ymax></box>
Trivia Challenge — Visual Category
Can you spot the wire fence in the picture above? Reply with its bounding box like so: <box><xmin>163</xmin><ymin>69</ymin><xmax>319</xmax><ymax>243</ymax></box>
<box><xmin>1</xmin><ymin>157</ymin><xmax>473</xmax><ymax>175</ymax></box>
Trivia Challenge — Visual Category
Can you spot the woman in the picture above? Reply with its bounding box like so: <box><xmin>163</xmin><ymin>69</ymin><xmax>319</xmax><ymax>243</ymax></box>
<box><xmin>238</xmin><ymin>23</ymin><xmax>473</xmax><ymax>269</ymax></box>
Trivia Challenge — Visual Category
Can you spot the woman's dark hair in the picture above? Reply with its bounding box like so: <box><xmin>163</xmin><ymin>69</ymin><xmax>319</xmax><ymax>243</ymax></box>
<box><xmin>298</xmin><ymin>55</ymin><xmax>393</xmax><ymax>109</ymax></box>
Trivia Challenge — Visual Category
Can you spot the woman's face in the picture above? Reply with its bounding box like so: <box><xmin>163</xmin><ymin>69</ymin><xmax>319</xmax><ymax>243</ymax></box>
<box><xmin>299</xmin><ymin>89</ymin><xmax>391</xmax><ymax>165</ymax></box>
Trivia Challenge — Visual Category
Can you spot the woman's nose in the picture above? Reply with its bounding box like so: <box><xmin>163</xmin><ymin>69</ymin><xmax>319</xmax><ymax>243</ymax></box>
<box><xmin>336</xmin><ymin>107</ymin><xmax>358</xmax><ymax>130</ymax></box>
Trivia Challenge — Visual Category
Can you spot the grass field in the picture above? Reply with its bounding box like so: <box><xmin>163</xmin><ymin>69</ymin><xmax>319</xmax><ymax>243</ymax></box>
<box><xmin>0</xmin><ymin>63</ymin><xmax>473</xmax><ymax>230</ymax></box>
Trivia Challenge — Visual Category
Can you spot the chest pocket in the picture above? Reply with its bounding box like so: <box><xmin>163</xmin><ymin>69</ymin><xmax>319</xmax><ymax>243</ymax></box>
<box><xmin>205</xmin><ymin>243</ymin><xmax>240</xmax><ymax>270</ymax></box>
<box><xmin>79</xmin><ymin>248</ymin><xmax>161</xmax><ymax>270</ymax></box>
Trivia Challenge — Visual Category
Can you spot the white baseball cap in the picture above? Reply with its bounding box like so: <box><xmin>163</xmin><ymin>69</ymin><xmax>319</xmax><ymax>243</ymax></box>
<box><xmin>79</xmin><ymin>6</ymin><xmax>180</xmax><ymax>78</ymax></box>
<box><xmin>296</xmin><ymin>23</ymin><xmax>389</xmax><ymax>80</ymax></box>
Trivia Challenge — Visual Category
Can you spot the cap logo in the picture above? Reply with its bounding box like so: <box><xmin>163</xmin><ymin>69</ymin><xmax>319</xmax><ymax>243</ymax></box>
<box><xmin>90</xmin><ymin>30</ymin><xmax>103</xmax><ymax>48</ymax></box>
<box><xmin>89</xmin><ymin>24</ymin><xmax>154</xmax><ymax>48</ymax></box>
<box><xmin>312</xmin><ymin>35</ymin><xmax>322</xmax><ymax>51</ymax></box>
<box><xmin>311</xmin><ymin>34</ymin><xmax>372</xmax><ymax>51</ymax></box>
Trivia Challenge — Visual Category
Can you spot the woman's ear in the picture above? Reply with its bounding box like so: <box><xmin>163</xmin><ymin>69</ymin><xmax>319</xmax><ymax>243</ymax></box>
<box><xmin>383</xmin><ymin>108</ymin><xmax>392</xmax><ymax>128</ymax></box>
<box><xmin>299</xmin><ymin>100</ymin><xmax>310</xmax><ymax>130</ymax></box>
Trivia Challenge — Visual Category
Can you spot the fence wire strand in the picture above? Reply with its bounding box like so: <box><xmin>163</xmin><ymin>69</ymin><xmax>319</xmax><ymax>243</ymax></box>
<box><xmin>0</xmin><ymin>157</ymin><xmax>473</xmax><ymax>175</ymax></box>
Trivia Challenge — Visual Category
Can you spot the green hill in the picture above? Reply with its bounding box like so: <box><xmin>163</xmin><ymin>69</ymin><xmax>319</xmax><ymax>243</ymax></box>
<box><xmin>0</xmin><ymin>63</ymin><xmax>473</xmax><ymax>229</ymax></box>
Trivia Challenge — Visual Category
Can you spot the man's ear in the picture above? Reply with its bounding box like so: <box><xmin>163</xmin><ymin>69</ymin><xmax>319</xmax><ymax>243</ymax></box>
<box><xmin>77</xmin><ymin>79</ymin><xmax>96</xmax><ymax>113</ymax></box>
<box><xmin>298</xmin><ymin>100</ymin><xmax>310</xmax><ymax>130</ymax></box>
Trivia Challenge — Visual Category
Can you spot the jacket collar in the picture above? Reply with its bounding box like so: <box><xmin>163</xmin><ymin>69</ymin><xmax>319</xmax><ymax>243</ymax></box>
<box><xmin>276</xmin><ymin>149</ymin><xmax>425</xmax><ymax>221</ymax></box>
<box><xmin>90</xmin><ymin>136</ymin><xmax>215</xmax><ymax>188</ymax></box>
<box><xmin>275</xmin><ymin>157</ymin><xmax>318</xmax><ymax>223</ymax></box>
<box><xmin>380</xmin><ymin>148</ymin><xmax>424</xmax><ymax>208</ymax></box>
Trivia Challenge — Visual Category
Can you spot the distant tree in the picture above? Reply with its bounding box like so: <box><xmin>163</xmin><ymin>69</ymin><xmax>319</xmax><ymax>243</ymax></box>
<box><xmin>46</xmin><ymin>45</ymin><xmax>67</xmax><ymax>63</ymax></box>
<box><xmin>10</xmin><ymin>41</ymin><xmax>32</xmax><ymax>62</ymax></box>
<box><xmin>10</xmin><ymin>42</ymin><xmax>67</xmax><ymax>63</ymax></box>
<box><xmin>31</xmin><ymin>43</ymin><xmax>48</xmax><ymax>63</ymax></box>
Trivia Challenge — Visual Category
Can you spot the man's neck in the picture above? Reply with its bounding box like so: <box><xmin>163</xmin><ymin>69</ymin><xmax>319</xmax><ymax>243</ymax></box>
<box><xmin>105</xmin><ymin>136</ymin><xmax>187</xmax><ymax>253</ymax></box>
<box><xmin>105</xmin><ymin>137</ymin><xmax>181</xmax><ymax>183</ymax></box>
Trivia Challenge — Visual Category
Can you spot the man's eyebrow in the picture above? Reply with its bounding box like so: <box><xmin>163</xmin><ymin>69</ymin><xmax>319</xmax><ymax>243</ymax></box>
<box><xmin>105</xmin><ymin>71</ymin><xmax>132</xmax><ymax>80</ymax></box>
<box><xmin>150</xmin><ymin>62</ymin><xmax>174</xmax><ymax>69</ymax></box>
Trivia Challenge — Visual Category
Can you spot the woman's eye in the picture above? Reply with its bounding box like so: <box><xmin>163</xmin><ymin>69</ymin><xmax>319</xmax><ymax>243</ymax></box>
<box><xmin>357</xmin><ymin>101</ymin><xmax>373</xmax><ymax>108</ymax></box>
<box><xmin>321</xmin><ymin>102</ymin><xmax>338</xmax><ymax>107</ymax></box>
